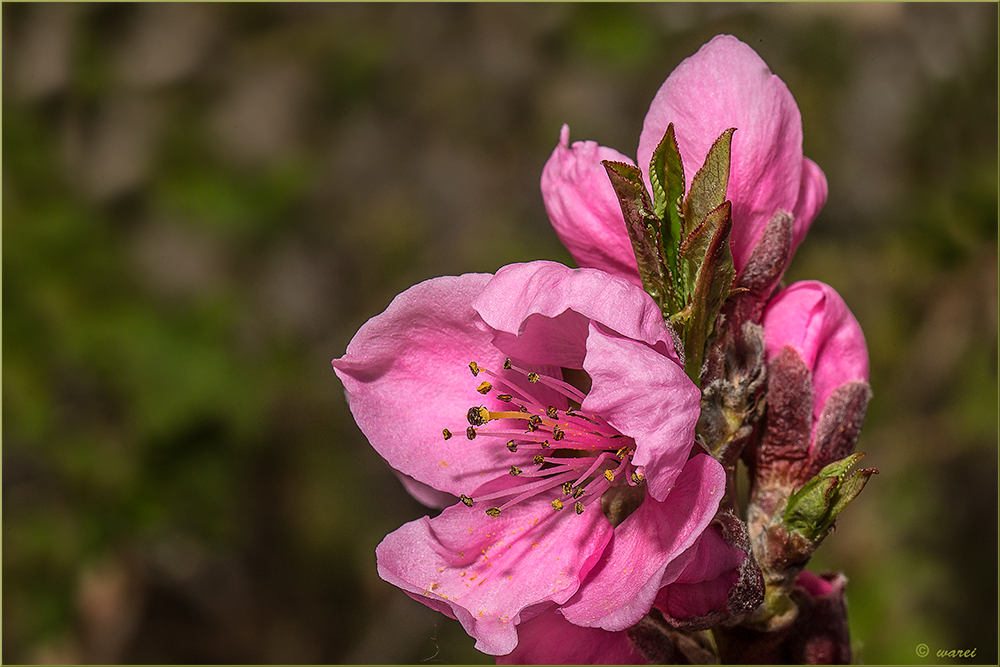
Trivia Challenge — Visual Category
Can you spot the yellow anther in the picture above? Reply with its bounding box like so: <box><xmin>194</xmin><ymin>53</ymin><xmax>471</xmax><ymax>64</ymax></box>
<box><xmin>467</xmin><ymin>406</ymin><xmax>490</xmax><ymax>426</ymax></box>
<box><xmin>469</xmin><ymin>361</ymin><xmax>481</xmax><ymax>376</ymax></box>
<box><xmin>630</xmin><ymin>471</ymin><xmax>644</xmax><ymax>484</ymax></box>
<box><xmin>509</xmin><ymin>465</ymin><xmax>522</xmax><ymax>476</ymax></box>
<box><xmin>546</xmin><ymin>406</ymin><xmax>558</xmax><ymax>419</ymax></box>
<box><xmin>553</xmin><ymin>427</ymin><xmax>565</xmax><ymax>441</ymax></box>
<box><xmin>561</xmin><ymin>482</ymin><xmax>573</xmax><ymax>496</ymax></box>
<box><xmin>541</xmin><ymin>440</ymin><xmax>550</xmax><ymax>449</ymax></box>
<box><xmin>486</xmin><ymin>507</ymin><xmax>501</xmax><ymax>517</ymax></box>
<box><xmin>616</xmin><ymin>446</ymin><xmax>631</xmax><ymax>459</ymax></box>
<box><xmin>442</xmin><ymin>428</ymin><xmax>453</xmax><ymax>440</ymax></box>
<box><xmin>533</xmin><ymin>454</ymin><xmax>545</xmax><ymax>465</ymax></box>
<box><xmin>466</xmin><ymin>426</ymin><xmax>477</xmax><ymax>440</ymax></box>
<box><xmin>497</xmin><ymin>394</ymin><xmax>513</xmax><ymax>402</ymax></box>
<box><xmin>573</xmin><ymin>486</ymin><xmax>584</xmax><ymax>498</ymax></box>
<box><xmin>551</xmin><ymin>498</ymin><xmax>564</xmax><ymax>511</ymax></box>
<box><xmin>527</xmin><ymin>372</ymin><xmax>540</xmax><ymax>383</ymax></box>
<box><xmin>477</xmin><ymin>381</ymin><xmax>493</xmax><ymax>395</ymax></box>
<box><xmin>503</xmin><ymin>358</ymin><xmax>512</xmax><ymax>369</ymax></box>
<box><xmin>604</xmin><ymin>469</ymin><xmax>615</xmax><ymax>483</ymax></box>
<box><xmin>460</xmin><ymin>494</ymin><xmax>474</xmax><ymax>507</ymax></box>
<box><xmin>506</xmin><ymin>440</ymin><xmax>518</xmax><ymax>452</ymax></box>
<box><xmin>575</xmin><ymin>502</ymin><xmax>585</xmax><ymax>514</ymax></box>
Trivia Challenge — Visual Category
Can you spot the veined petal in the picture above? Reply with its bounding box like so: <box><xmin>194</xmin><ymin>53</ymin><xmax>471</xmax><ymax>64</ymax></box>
<box><xmin>376</xmin><ymin>484</ymin><xmax>614</xmax><ymax>656</ymax></box>
<box><xmin>541</xmin><ymin>124</ymin><xmax>642</xmax><ymax>286</ymax></box>
<box><xmin>474</xmin><ymin>261</ymin><xmax>678</xmax><ymax>370</ymax></box>
<box><xmin>637</xmin><ymin>34</ymin><xmax>806</xmax><ymax>276</ymax></box>
<box><xmin>332</xmin><ymin>273</ymin><xmax>513</xmax><ymax>496</ymax></box>
<box><xmin>559</xmin><ymin>454</ymin><xmax>725</xmax><ymax>631</ymax></box>
<box><xmin>582</xmin><ymin>322</ymin><xmax>700</xmax><ymax>501</ymax></box>
<box><xmin>762</xmin><ymin>281</ymin><xmax>868</xmax><ymax>431</ymax></box>
<box><xmin>497</xmin><ymin>607</ymin><xmax>648</xmax><ymax>664</ymax></box>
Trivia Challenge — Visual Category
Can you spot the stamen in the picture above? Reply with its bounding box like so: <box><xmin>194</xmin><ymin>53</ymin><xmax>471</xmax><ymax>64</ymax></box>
<box><xmin>468</xmin><ymin>406</ymin><xmax>489</xmax><ymax>426</ymax></box>
<box><xmin>444</xmin><ymin>358</ymin><xmax>644</xmax><ymax>520</ymax></box>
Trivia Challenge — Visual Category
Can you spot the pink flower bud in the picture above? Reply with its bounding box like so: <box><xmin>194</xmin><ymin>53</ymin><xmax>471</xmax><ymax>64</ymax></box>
<box><xmin>762</xmin><ymin>280</ymin><xmax>868</xmax><ymax>437</ymax></box>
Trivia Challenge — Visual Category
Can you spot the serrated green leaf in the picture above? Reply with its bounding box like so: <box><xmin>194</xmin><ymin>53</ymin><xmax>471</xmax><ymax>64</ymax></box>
<box><xmin>679</xmin><ymin>201</ymin><xmax>735</xmax><ymax>383</ymax></box>
<box><xmin>649</xmin><ymin>123</ymin><xmax>686</xmax><ymax>288</ymax></box>
<box><xmin>782</xmin><ymin>452</ymin><xmax>876</xmax><ymax>543</ymax></box>
<box><xmin>601</xmin><ymin>160</ymin><xmax>668</xmax><ymax>307</ymax></box>
<box><xmin>684</xmin><ymin>127</ymin><xmax>735</xmax><ymax>235</ymax></box>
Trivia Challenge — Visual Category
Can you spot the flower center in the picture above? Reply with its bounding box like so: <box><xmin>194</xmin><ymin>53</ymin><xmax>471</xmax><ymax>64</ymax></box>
<box><xmin>443</xmin><ymin>358</ymin><xmax>645</xmax><ymax>517</ymax></box>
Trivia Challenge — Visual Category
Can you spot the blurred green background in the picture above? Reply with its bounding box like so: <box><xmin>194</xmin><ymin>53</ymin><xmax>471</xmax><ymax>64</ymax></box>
<box><xmin>3</xmin><ymin>3</ymin><xmax>996</xmax><ymax>664</ymax></box>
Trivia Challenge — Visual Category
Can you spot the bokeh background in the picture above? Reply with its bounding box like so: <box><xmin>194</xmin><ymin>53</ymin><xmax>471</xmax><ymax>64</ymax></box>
<box><xmin>3</xmin><ymin>3</ymin><xmax>997</xmax><ymax>664</ymax></box>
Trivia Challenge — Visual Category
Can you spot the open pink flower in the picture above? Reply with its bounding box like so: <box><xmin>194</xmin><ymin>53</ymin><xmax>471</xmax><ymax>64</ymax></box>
<box><xmin>332</xmin><ymin>261</ymin><xmax>743</xmax><ymax>656</ymax></box>
<box><xmin>542</xmin><ymin>34</ymin><xmax>827</xmax><ymax>283</ymax></box>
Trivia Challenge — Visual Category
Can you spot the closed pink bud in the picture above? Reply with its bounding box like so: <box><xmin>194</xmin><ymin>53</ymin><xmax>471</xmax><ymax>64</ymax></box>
<box><xmin>762</xmin><ymin>281</ymin><xmax>868</xmax><ymax>439</ymax></box>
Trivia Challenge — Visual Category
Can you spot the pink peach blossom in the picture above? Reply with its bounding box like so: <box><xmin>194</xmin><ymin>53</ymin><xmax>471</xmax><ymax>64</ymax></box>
<box><xmin>542</xmin><ymin>34</ymin><xmax>827</xmax><ymax>283</ymax></box>
<box><xmin>332</xmin><ymin>261</ymin><xmax>739</xmax><ymax>656</ymax></box>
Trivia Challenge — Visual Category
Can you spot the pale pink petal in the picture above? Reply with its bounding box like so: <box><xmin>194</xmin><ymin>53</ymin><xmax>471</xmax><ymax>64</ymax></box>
<box><xmin>497</xmin><ymin>607</ymin><xmax>648</xmax><ymax>664</ymax></box>
<box><xmin>376</xmin><ymin>487</ymin><xmax>614</xmax><ymax>656</ymax></box>
<box><xmin>653</xmin><ymin>523</ymin><xmax>746</xmax><ymax>620</ymax></box>
<box><xmin>541</xmin><ymin>124</ymin><xmax>642</xmax><ymax>286</ymax></box>
<box><xmin>394</xmin><ymin>469</ymin><xmax>459</xmax><ymax>510</ymax></box>
<box><xmin>637</xmin><ymin>34</ymin><xmax>807</xmax><ymax>276</ymax></box>
<box><xmin>762</xmin><ymin>281</ymin><xmax>868</xmax><ymax>430</ymax></box>
<box><xmin>332</xmin><ymin>273</ymin><xmax>514</xmax><ymax>496</ymax></box>
<box><xmin>790</xmin><ymin>157</ymin><xmax>828</xmax><ymax>253</ymax></box>
<box><xmin>582</xmin><ymin>322</ymin><xmax>700</xmax><ymax>501</ymax></box>
<box><xmin>474</xmin><ymin>261</ymin><xmax>679</xmax><ymax>369</ymax></box>
<box><xmin>559</xmin><ymin>454</ymin><xmax>725</xmax><ymax>630</ymax></box>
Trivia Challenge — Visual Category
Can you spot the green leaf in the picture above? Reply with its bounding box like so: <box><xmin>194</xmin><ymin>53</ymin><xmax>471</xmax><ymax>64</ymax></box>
<box><xmin>649</xmin><ymin>123</ymin><xmax>686</xmax><ymax>286</ymax></box>
<box><xmin>677</xmin><ymin>201</ymin><xmax>735</xmax><ymax>382</ymax></box>
<box><xmin>783</xmin><ymin>452</ymin><xmax>877</xmax><ymax>543</ymax></box>
<box><xmin>683</xmin><ymin>127</ymin><xmax>736</xmax><ymax>234</ymax></box>
<box><xmin>602</xmin><ymin>160</ymin><xmax>669</xmax><ymax>307</ymax></box>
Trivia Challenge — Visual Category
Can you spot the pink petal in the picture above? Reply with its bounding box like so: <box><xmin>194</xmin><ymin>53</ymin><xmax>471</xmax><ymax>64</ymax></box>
<box><xmin>761</xmin><ymin>281</ymin><xmax>869</xmax><ymax>431</ymax></box>
<box><xmin>559</xmin><ymin>453</ymin><xmax>725</xmax><ymax>631</ymax></box>
<box><xmin>473</xmin><ymin>261</ymin><xmax>679</xmax><ymax>370</ymax></box>
<box><xmin>637</xmin><ymin>34</ymin><xmax>808</xmax><ymax>276</ymax></box>
<box><xmin>376</xmin><ymin>487</ymin><xmax>614</xmax><ymax>656</ymax></box>
<box><xmin>541</xmin><ymin>124</ymin><xmax>642</xmax><ymax>286</ymax></box>
<box><xmin>394</xmin><ymin>469</ymin><xmax>459</xmax><ymax>510</ymax></box>
<box><xmin>653</xmin><ymin>523</ymin><xmax>746</xmax><ymax>620</ymax></box>
<box><xmin>582</xmin><ymin>322</ymin><xmax>700</xmax><ymax>501</ymax></box>
<box><xmin>332</xmin><ymin>273</ymin><xmax>515</xmax><ymax>496</ymax></box>
<box><xmin>497</xmin><ymin>607</ymin><xmax>648</xmax><ymax>664</ymax></box>
<box><xmin>790</xmin><ymin>157</ymin><xmax>828</xmax><ymax>254</ymax></box>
